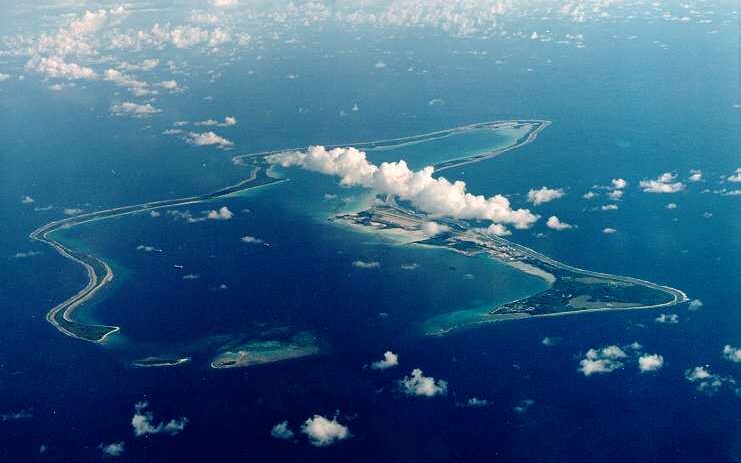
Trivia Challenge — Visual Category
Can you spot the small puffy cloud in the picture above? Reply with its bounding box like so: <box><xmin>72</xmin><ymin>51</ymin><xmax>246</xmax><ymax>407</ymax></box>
<box><xmin>159</xmin><ymin>80</ymin><xmax>179</xmax><ymax>91</ymax></box>
<box><xmin>722</xmin><ymin>345</ymin><xmax>741</xmax><ymax>363</ymax></box>
<box><xmin>21</xmin><ymin>195</ymin><xmax>35</xmax><ymax>204</ymax></box>
<box><xmin>484</xmin><ymin>223</ymin><xmax>511</xmax><ymax>236</ymax></box>
<box><xmin>374</xmin><ymin>61</ymin><xmax>387</xmax><ymax>68</ymax></box>
<box><xmin>607</xmin><ymin>189</ymin><xmax>624</xmax><ymax>200</ymax></box>
<box><xmin>224</xmin><ymin>116</ymin><xmax>237</xmax><ymax>126</ymax></box>
<box><xmin>638</xmin><ymin>354</ymin><xmax>664</xmax><ymax>372</ymax></box>
<box><xmin>422</xmin><ymin>221</ymin><xmax>449</xmax><ymax>235</ymax></box>
<box><xmin>466</xmin><ymin>397</ymin><xmax>491</xmax><ymax>407</ymax></box>
<box><xmin>99</xmin><ymin>442</ymin><xmax>125</xmax><ymax>458</ymax></box>
<box><xmin>582</xmin><ymin>191</ymin><xmax>597</xmax><ymax>200</ymax></box>
<box><xmin>187</xmin><ymin>131</ymin><xmax>234</xmax><ymax>148</ymax></box>
<box><xmin>726</xmin><ymin>168</ymin><xmax>741</xmax><ymax>183</ymax></box>
<box><xmin>211</xmin><ymin>0</ymin><xmax>238</xmax><ymax>6</ymax></box>
<box><xmin>11</xmin><ymin>251</ymin><xmax>43</xmax><ymax>259</ymax></box>
<box><xmin>400</xmin><ymin>263</ymin><xmax>419</xmax><ymax>270</ymax></box>
<box><xmin>399</xmin><ymin>368</ymin><xmax>448</xmax><ymax>397</ymax></box>
<box><xmin>688</xmin><ymin>299</ymin><xmax>703</xmax><ymax>311</ymax></box>
<box><xmin>602</xmin><ymin>227</ymin><xmax>617</xmax><ymax>234</ymax></box>
<box><xmin>270</xmin><ymin>421</ymin><xmax>295</xmax><ymax>440</ymax></box>
<box><xmin>685</xmin><ymin>366</ymin><xmax>735</xmax><ymax>395</ymax></box>
<box><xmin>655</xmin><ymin>313</ymin><xmax>679</xmax><ymax>324</ymax></box>
<box><xmin>103</xmin><ymin>69</ymin><xmax>151</xmax><ymax>95</ymax></box>
<box><xmin>301</xmin><ymin>415</ymin><xmax>350</xmax><ymax>447</ymax></box>
<box><xmin>352</xmin><ymin>260</ymin><xmax>380</xmax><ymax>269</ymax></box>
<box><xmin>182</xmin><ymin>273</ymin><xmax>200</xmax><ymax>280</ymax></box>
<box><xmin>546</xmin><ymin>215</ymin><xmax>573</xmax><ymax>231</ymax></box>
<box><xmin>63</xmin><ymin>208</ymin><xmax>83</xmax><ymax>216</ymax></box>
<box><xmin>578</xmin><ymin>345</ymin><xmax>627</xmax><ymax>376</ymax></box>
<box><xmin>241</xmin><ymin>235</ymin><xmax>265</xmax><ymax>245</ymax></box>
<box><xmin>111</xmin><ymin>102</ymin><xmax>160</xmax><ymax>117</ymax></box>
<box><xmin>195</xmin><ymin>116</ymin><xmax>237</xmax><ymax>127</ymax></box>
<box><xmin>428</xmin><ymin>98</ymin><xmax>445</xmax><ymax>106</ymax></box>
<box><xmin>131</xmin><ymin>401</ymin><xmax>188</xmax><ymax>437</ymax></box>
<box><xmin>541</xmin><ymin>336</ymin><xmax>561</xmax><ymax>346</ymax></box>
<box><xmin>371</xmin><ymin>351</ymin><xmax>399</xmax><ymax>370</ymax></box>
<box><xmin>206</xmin><ymin>206</ymin><xmax>233</xmax><ymax>220</ymax></box>
<box><xmin>0</xmin><ymin>73</ymin><xmax>10</xmax><ymax>82</ymax></box>
<box><xmin>639</xmin><ymin>172</ymin><xmax>685</xmax><ymax>193</ymax></box>
<box><xmin>514</xmin><ymin>399</ymin><xmax>535</xmax><ymax>414</ymax></box>
<box><xmin>688</xmin><ymin>170</ymin><xmax>703</xmax><ymax>182</ymax></box>
<box><xmin>666</xmin><ymin>202</ymin><xmax>678</xmax><ymax>210</ymax></box>
<box><xmin>611</xmin><ymin>178</ymin><xmax>628</xmax><ymax>189</ymax></box>
<box><xmin>527</xmin><ymin>187</ymin><xmax>565</xmax><ymax>205</ymax></box>
<box><xmin>601</xmin><ymin>204</ymin><xmax>618</xmax><ymax>211</ymax></box>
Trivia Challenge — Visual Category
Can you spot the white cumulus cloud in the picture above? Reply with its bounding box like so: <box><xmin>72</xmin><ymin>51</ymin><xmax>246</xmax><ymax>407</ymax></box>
<box><xmin>187</xmin><ymin>131</ymin><xmax>234</xmax><ymax>148</ymax></box>
<box><xmin>527</xmin><ymin>186</ymin><xmax>565</xmax><ymax>205</ymax></box>
<box><xmin>371</xmin><ymin>351</ymin><xmax>399</xmax><ymax>370</ymax></box>
<box><xmin>546</xmin><ymin>215</ymin><xmax>573</xmax><ymax>230</ymax></box>
<box><xmin>131</xmin><ymin>401</ymin><xmax>188</xmax><ymax>437</ymax></box>
<box><xmin>640</xmin><ymin>172</ymin><xmax>685</xmax><ymax>193</ymax></box>
<box><xmin>638</xmin><ymin>354</ymin><xmax>664</xmax><ymax>372</ymax></box>
<box><xmin>268</xmin><ymin>146</ymin><xmax>538</xmax><ymax>230</ymax></box>
<box><xmin>722</xmin><ymin>345</ymin><xmax>741</xmax><ymax>363</ymax></box>
<box><xmin>578</xmin><ymin>345</ymin><xmax>627</xmax><ymax>376</ymax></box>
<box><xmin>399</xmin><ymin>368</ymin><xmax>448</xmax><ymax>397</ymax></box>
<box><xmin>301</xmin><ymin>415</ymin><xmax>350</xmax><ymax>447</ymax></box>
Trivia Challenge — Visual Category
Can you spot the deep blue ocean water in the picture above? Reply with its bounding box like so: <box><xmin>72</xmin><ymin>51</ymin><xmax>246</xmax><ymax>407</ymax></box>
<box><xmin>1</xmin><ymin>15</ymin><xmax>739</xmax><ymax>463</ymax></box>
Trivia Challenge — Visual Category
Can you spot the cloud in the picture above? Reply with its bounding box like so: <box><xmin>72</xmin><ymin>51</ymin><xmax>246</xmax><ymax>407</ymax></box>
<box><xmin>270</xmin><ymin>421</ymin><xmax>295</xmax><ymax>440</ymax></box>
<box><xmin>527</xmin><ymin>187</ymin><xmax>565</xmax><ymax>205</ymax></box>
<box><xmin>400</xmin><ymin>263</ymin><xmax>419</xmax><ymax>270</ymax></box>
<box><xmin>688</xmin><ymin>169</ymin><xmax>703</xmax><ymax>182</ymax></box>
<box><xmin>371</xmin><ymin>351</ymin><xmax>399</xmax><ymax>370</ymax></box>
<box><xmin>611</xmin><ymin>178</ymin><xmax>628</xmax><ymax>189</ymax></box>
<box><xmin>103</xmin><ymin>69</ymin><xmax>152</xmax><ymax>95</ymax></box>
<box><xmin>722</xmin><ymin>345</ymin><xmax>741</xmax><ymax>363</ymax></box>
<box><xmin>99</xmin><ymin>442</ymin><xmax>125</xmax><ymax>458</ymax></box>
<box><xmin>727</xmin><ymin>168</ymin><xmax>741</xmax><ymax>183</ymax></box>
<box><xmin>541</xmin><ymin>336</ymin><xmax>561</xmax><ymax>346</ymax></box>
<box><xmin>578</xmin><ymin>345</ymin><xmax>627</xmax><ymax>376</ymax></box>
<box><xmin>466</xmin><ymin>397</ymin><xmax>491</xmax><ymax>407</ymax></box>
<box><xmin>0</xmin><ymin>73</ymin><xmax>10</xmax><ymax>82</ymax></box>
<box><xmin>1</xmin><ymin>409</ymin><xmax>33</xmax><ymax>422</ymax></box>
<box><xmin>655</xmin><ymin>313</ymin><xmax>679</xmax><ymax>324</ymax></box>
<box><xmin>211</xmin><ymin>0</ymin><xmax>239</xmax><ymax>7</ymax></box>
<box><xmin>688</xmin><ymin>299</ymin><xmax>703</xmax><ymax>311</ymax></box>
<box><xmin>195</xmin><ymin>116</ymin><xmax>237</xmax><ymax>127</ymax></box>
<box><xmin>399</xmin><ymin>368</ymin><xmax>448</xmax><ymax>397</ymax></box>
<box><xmin>638</xmin><ymin>354</ymin><xmax>664</xmax><ymax>372</ymax></box>
<box><xmin>268</xmin><ymin>146</ymin><xmax>538</xmax><ymax>230</ymax></box>
<box><xmin>21</xmin><ymin>195</ymin><xmax>35</xmax><ymax>204</ymax></box>
<box><xmin>25</xmin><ymin>55</ymin><xmax>97</xmax><ymax>80</ymax></box>
<box><xmin>131</xmin><ymin>401</ymin><xmax>188</xmax><ymax>437</ymax></box>
<box><xmin>685</xmin><ymin>366</ymin><xmax>736</xmax><ymax>395</ymax></box>
<box><xmin>11</xmin><ymin>251</ymin><xmax>43</xmax><ymax>259</ymax></box>
<box><xmin>666</xmin><ymin>202</ymin><xmax>678</xmax><ymax>210</ymax></box>
<box><xmin>639</xmin><ymin>172</ymin><xmax>685</xmax><ymax>193</ymax></box>
<box><xmin>182</xmin><ymin>273</ymin><xmax>200</xmax><ymax>280</ymax></box>
<box><xmin>206</xmin><ymin>206</ymin><xmax>233</xmax><ymax>220</ymax></box>
<box><xmin>514</xmin><ymin>399</ymin><xmax>535</xmax><ymax>414</ymax></box>
<box><xmin>63</xmin><ymin>208</ymin><xmax>83</xmax><ymax>215</ymax></box>
<box><xmin>607</xmin><ymin>189</ymin><xmax>624</xmax><ymax>200</ymax></box>
<box><xmin>482</xmin><ymin>223</ymin><xmax>512</xmax><ymax>236</ymax></box>
<box><xmin>118</xmin><ymin>59</ymin><xmax>159</xmax><ymax>72</ymax></box>
<box><xmin>546</xmin><ymin>215</ymin><xmax>573</xmax><ymax>230</ymax></box>
<box><xmin>187</xmin><ymin>131</ymin><xmax>234</xmax><ymax>148</ymax></box>
<box><xmin>601</xmin><ymin>204</ymin><xmax>618</xmax><ymax>211</ymax></box>
<box><xmin>111</xmin><ymin>102</ymin><xmax>160</xmax><ymax>116</ymax></box>
<box><xmin>422</xmin><ymin>221</ymin><xmax>450</xmax><ymax>235</ymax></box>
<box><xmin>136</xmin><ymin>245</ymin><xmax>161</xmax><ymax>252</ymax></box>
<box><xmin>241</xmin><ymin>235</ymin><xmax>266</xmax><ymax>245</ymax></box>
<box><xmin>301</xmin><ymin>415</ymin><xmax>350</xmax><ymax>447</ymax></box>
<box><xmin>602</xmin><ymin>227</ymin><xmax>617</xmax><ymax>234</ymax></box>
<box><xmin>352</xmin><ymin>260</ymin><xmax>380</xmax><ymax>269</ymax></box>
<box><xmin>582</xmin><ymin>191</ymin><xmax>596</xmax><ymax>199</ymax></box>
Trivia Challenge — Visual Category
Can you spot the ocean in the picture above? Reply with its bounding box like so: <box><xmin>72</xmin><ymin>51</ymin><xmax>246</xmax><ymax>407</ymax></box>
<box><xmin>1</xmin><ymin>14</ymin><xmax>739</xmax><ymax>463</ymax></box>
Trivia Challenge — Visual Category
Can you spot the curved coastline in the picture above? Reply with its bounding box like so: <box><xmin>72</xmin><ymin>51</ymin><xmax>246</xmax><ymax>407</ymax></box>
<box><xmin>30</xmin><ymin>166</ymin><xmax>284</xmax><ymax>342</ymax></box>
